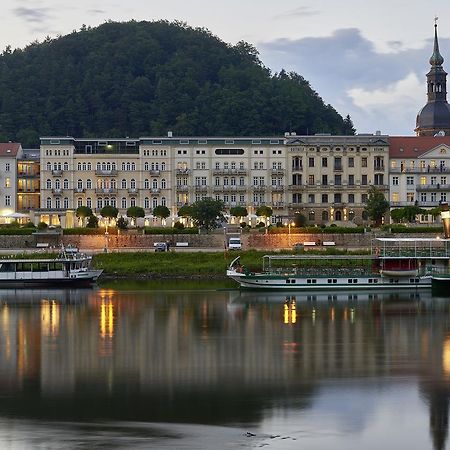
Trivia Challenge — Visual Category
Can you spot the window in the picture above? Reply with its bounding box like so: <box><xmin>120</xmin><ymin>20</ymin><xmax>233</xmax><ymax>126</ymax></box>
<box><xmin>322</xmin><ymin>194</ymin><xmax>328</xmax><ymax>203</ymax></box>
<box><xmin>392</xmin><ymin>176</ymin><xmax>399</xmax><ymax>186</ymax></box>
<box><xmin>121</xmin><ymin>179</ymin><xmax>127</xmax><ymax>189</ymax></box>
<box><xmin>420</xmin><ymin>192</ymin><xmax>427</xmax><ymax>202</ymax></box>
<box><xmin>348</xmin><ymin>193</ymin><xmax>355</xmax><ymax>203</ymax></box>
<box><xmin>77</xmin><ymin>198</ymin><xmax>83</xmax><ymax>208</ymax></box>
<box><xmin>46</xmin><ymin>197</ymin><xmax>52</xmax><ymax>209</ymax></box>
<box><xmin>362</xmin><ymin>175</ymin><xmax>368</xmax><ymax>185</ymax></box>
<box><xmin>322</xmin><ymin>210</ymin><xmax>329</xmax><ymax>221</ymax></box>
<box><xmin>406</xmin><ymin>176</ymin><xmax>414</xmax><ymax>185</ymax></box>
<box><xmin>121</xmin><ymin>197</ymin><xmax>127</xmax><ymax>209</ymax></box>
<box><xmin>5</xmin><ymin>195</ymin><xmax>10</xmax><ymax>206</ymax></box>
<box><xmin>131</xmin><ymin>197</ymin><xmax>136</xmax><ymax>207</ymax></box>
<box><xmin>308</xmin><ymin>157</ymin><xmax>315</xmax><ymax>168</ymax></box>
<box><xmin>46</xmin><ymin>179</ymin><xmax>52</xmax><ymax>189</ymax></box>
<box><xmin>161</xmin><ymin>179</ymin><xmax>166</xmax><ymax>189</ymax></box>
<box><xmin>441</xmin><ymin>192</ymin><xmax>447</xmax><ymax>202</ymax></box>
<box><xmin>407</xmin><ymin>192</ymin><xmax>415</xmax><ymax>202</ymax></box>
<box><xmin>431</xmin><ymin>192</ymin><xmax>437</xmax><ymax>202</ymax></box>
<box><xmin>86</xmin><ymin>198</ymin><xmax>92</xmax><ymax>208</ymax></box>
<box><xmin>348</xmin><ymin>157</ymin><xmax>354</xmax><ymax>168</ymax></box>
<box><xmin>362</xmin><ymin>157</ymin><xmax>367</xmax><ymax>167</ymax></box>
<box><xmin>431</xmin><ymin>176</ymin><xmax>437</xmax><ymax>185</ymax></box>
<box><xmin>322</xmin><ymin>157</ymin><xmax>327</xmax><ymax>167</ymax></box>
<box><xmin>63</xmin><ymin>197</ymin><xmax>69</xmax><ymax>209</ymax></box>
<box><xmin>322</xmin><ymin>174</ymin><xmax>328</xmax><ymax>185</ymax></box>
<box><xmin>86</xmin><ymin>179</ymin><xmax>92</xmax><ymax>189</ymax></box>
<box><xmin>348</xmin><ymin>175</ymin><xmax>354</xmax><ymax>186</ymax></box>
<box><xmin>308</xmin><ymin>175</ymin><xmax>315</xmax><ymax>185</ymax></box>
<box><xmin>334</xmin><ymin>175</ymin><xmax>342</xmax><ymax>185</ymax></box>
<box><xmin>5</xmin><ymin>163</ymin><xmax>10</xmax><ymax>172</ymax></box>
<box><xmin>63</xmin><ymin>179</ymin><xmax>69</xmax><ymax>189</ymax></box>
<box><xmin>392</xmin><ymin>193</ymin><xmax>399</xmax><ymax>202</ymax></box>
<box><xmin>374</xmin><ymin>174</ymin><xmax>384</xmax><ymax>185</ymax></box>
<box><xmin>5</xmin><ymin>177</ymin><xmax>10</xmax><ymax>188</ymax></box>
<box><xmin>334</xmin><ymin>193</ymin><xmax>342</xmax><ymax>203</ymax></box>
<box><xmin>362</xmin><ymin>193</ymin><xmax>368</xmax><ymax>203</ymax></box>
<box><xmin>308</xmin><ymin>194</ymin><xmax>315</xmax><ymax>203</ymax></box>
<box><xmin>144</xmin><ymin>179</ymin><xmax>150</xmax><ymax>189</ymax></box>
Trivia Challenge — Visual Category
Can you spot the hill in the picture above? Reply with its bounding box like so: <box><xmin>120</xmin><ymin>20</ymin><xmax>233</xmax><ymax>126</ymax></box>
<box><xmin>0</xmin><ymin>20</ymin><xmax>355</xmax><ymax>146</ymax></box>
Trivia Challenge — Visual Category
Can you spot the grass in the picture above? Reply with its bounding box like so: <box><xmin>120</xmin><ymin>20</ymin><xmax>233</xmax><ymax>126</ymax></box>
<box><xmin>92</xmin><ymin>248</ymin><xmax>373</xmax><ymax>278</ymax></box>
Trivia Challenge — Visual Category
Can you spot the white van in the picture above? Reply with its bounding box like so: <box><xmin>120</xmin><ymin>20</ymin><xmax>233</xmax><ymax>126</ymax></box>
<box><xmin>228</xmin><ymin>237</ymin><xmax>242</xmax><ymax>250</ymax></box>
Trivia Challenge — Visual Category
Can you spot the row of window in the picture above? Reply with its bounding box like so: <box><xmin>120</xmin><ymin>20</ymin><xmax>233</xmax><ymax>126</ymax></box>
<box><xmin>291</xmin><ymin>174</ymin><xmax>384</xmax><ymax>186</ymax></box>
<box><xmin>392</xmin><ymin>192</ymin><xmax>448</xmax><ymax>203</ymax></box>
<box><xmin>46</xmin><ymin>179</ymin><xmax>168</xmax><ymax>190</ymax></box>
<box><xmin>292</xmin><ymin>156</ymin><xmax>384</xmax><ymax>169</ymax></box>
<box><xmin>292</xmin><ymin>193</ymin><xmax>367</xmax><ymax>204</ymax></box>
<box><xmin>46</xmin><ymin>196</ymin><xmax>168</xmax><ymax>210</ymax></box>
<box><xmin>393</xmin><ymin>175</ymin><xmax>449</xmax><ymax>186</ymax></box>
<box><xmin>46</xmin><ymin>162</ymin><xmax>169</xmax><ymax>172</ymax></box>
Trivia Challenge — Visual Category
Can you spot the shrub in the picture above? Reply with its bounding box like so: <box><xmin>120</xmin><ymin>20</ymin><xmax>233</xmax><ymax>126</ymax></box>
<box><xmin>22</xmin><ymin>221</ymin><xmax>36</xmax><ymax>228</ymax></box>
<box><xmin>173</xmin><ymin>221</ymin><xmax>185</xmax><ymax>230</ymax></box>
<box><xmin>37</xmin><ymin>221</ymin><xmax>48</xmax><ymax>230</ymax></box>
<box><xmin>144</xmin><ymin>227</ymin><xmax>198</xmax><ymax>235</ymax></box>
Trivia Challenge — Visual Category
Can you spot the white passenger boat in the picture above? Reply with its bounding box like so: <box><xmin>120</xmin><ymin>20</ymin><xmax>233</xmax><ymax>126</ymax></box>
<box><xmin>227</xmin><ymin>237</ymin><xmax>450</xmax><ymax>291</ymax></box>
<box><xmin>0</xmin><ymin>246</ymin><xmax>103</xmax><ymax>287</ymax></box>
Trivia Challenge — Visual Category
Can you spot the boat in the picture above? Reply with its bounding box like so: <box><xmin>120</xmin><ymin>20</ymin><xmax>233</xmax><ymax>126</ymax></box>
<box><xmin>227</xmin><ymin>237</ymin><xmax>450</xmax><ymax>290</ymax></box>
<box><xmin>0</xmin><ymin>246</ymin><xmax>103</xmax><ymax>287</ymax></box>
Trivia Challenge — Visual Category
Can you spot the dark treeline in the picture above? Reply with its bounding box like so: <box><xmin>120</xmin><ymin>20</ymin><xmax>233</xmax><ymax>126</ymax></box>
<box><xmin>0</xmin><ymin>20</ymin><xmax>355</xmax><ymax>147</ymax></box>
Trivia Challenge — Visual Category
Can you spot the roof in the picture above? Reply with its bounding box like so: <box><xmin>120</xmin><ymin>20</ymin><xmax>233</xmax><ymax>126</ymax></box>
<box><xmin>389</xmin><ymin>136</ymin><xmax>450</xmax><ymax>158</ymax></box>
<box><xmin>0</xmin><ymin>143</ymin><xmax>21</xmax><ymax>157</ymax></box>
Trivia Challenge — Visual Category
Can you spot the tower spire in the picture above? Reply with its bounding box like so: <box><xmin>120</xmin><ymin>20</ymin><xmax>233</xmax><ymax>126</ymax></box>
<box><xmin>430</xmin><ymin>18</ymin><xmax>444</xmax><ymax>66</ymax></box>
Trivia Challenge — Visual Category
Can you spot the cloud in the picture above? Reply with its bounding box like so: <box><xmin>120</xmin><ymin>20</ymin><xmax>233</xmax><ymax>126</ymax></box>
<box><xmin>88</xmin><ymin>9</ymin><xmax>106</xmax><ymax>15</ymax></box>
<box><xmin>258</xmin><ymin>28</ymin><xmax>439</xmax><ymax>134</ymax></box>
<box><xmin>275</xmin><ymin>6</ymin><xmax>320</xmax><ymax>19</ymax></box>
<box><xmin>13</xmin><ymin>6</ymin><xmax>51</xmax><ymax>23</ymax></box>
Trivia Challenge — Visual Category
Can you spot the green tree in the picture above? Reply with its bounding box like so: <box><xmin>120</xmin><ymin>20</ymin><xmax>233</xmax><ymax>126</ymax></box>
<box><xmin>364</xmin><ymin>187</ymin><xmax>389</xmax><ymax>226</ymax></box>
<box><xmin>230</xmin><ymin>206</ymin><xmax>248</xmax><ymax>223</ymax></box>
<box><xmin>293</xmin><ymin>212</ymin><xmax>306</xmax><ymax>227</ymax></box>
<box><xmin>390</xmin><ymin>208</ymin><xmax>404</xmax><ymax>224</ymax></box>
<box><xmin>256</xmin><ymin>205</ymin><xmax>273</xmax><ymax>223</ymax></box>
<box><xmin>86</xmin><ymin>215</ymin><xmax>99</xmax><ymax>228</ymax></box>
<box><xmin>100</xmin><ymin>205</ymin><xmax>119</xmax><ymax>229</ymax></box>
<box><xmin>153</xmin><ymin>205</ymin><xmax>171</xmax><ymax>222</ymax></box>
<box><xmin>402</xmin><ymin>205</ymin><xmax>426</xmax><ymax>223</ymax></box>
<box><xmin>75</xmin><ymin>206</ymin><xmax>93</xmax><ymax>227</ymax></box>
<box><xmin>342</xmin><ymin>114</ymin><xmax>356</xmax><ymax>135</ymax></box>
<box><xmin>117</xmin><ymin>216</ymin><xmax>128</xmax><ymax>230</ymax></box>
<box><xmin>189</xmin><ymin>198</ymin><xmax>225</xmax><ymax>231</ymax></box>
<box><xmin>126</xmin><ymin>206</ymin><xmax>145</xmax><ymax>226</ymax></box>
<box><xmin>178</xmin><ymin>204</ymin><xmax>193</xmax><ymax>218</ymax></box>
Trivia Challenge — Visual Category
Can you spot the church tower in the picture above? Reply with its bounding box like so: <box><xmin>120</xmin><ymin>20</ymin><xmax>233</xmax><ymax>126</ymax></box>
<box><xmin>416</xmin><ymin>22</ymin><xmax>450</xmax><ymax>136</ymax></box>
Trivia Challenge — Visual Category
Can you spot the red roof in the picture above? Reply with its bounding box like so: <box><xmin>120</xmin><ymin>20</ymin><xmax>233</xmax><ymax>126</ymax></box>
<box><xmin>389</xmin><ymin>136</ymin><xmax>450</xmax><ymax>158</ymax></box>
<box><xmin>0</xmin><ymin>143</ymin><xmax>21</xmax><ymax>157</ymax></box>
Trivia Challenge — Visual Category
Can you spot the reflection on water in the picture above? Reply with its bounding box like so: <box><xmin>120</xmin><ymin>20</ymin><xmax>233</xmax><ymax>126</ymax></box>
<box><xmin>0</xmin><ymin>286</ymin><xmax>449</xmax><ymax>448</ymax></box>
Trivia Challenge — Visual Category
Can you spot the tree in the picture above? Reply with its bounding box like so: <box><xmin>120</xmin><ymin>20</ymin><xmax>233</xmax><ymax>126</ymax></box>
<box><xmin>402</xmin><ymin>205</ymin><xmax>426</xmax><ymax>223</ymax></box>
<box><xmin>230</xmin><ymin>206</ymin><xmax>248</xmax><ymax>223</ymax></box>
<box><xmin>390</xmin><ymin>208</ymin><xmax>404</xmax><ymax>224</ymax></box>
<box><xmin>342</xmin><ymin>114</ymin><xmax>356</xmax><ymax>135</ymax></box>
<box><xmin>189</xmin><ymin>198</ymin><xmax>225</xmax><ymax>231</ymax></box>
<box><xmin>100</xmin><ymin>205</ymin><xmax>119</xmax><ymax>228</ymax></box>
<box><xmin>153</xmin><ymin>205</ymin><xmax>171</xmax><ymax>223</ymax></box>
<box><xmin>364</xmin><ymin>187</ymin><xmax>389</xmax><ymax>226</ymax></box>
<box><xmin>126</xmin><ymin>206</ymin><xmax>145</xmax><ymax>226</ymax></box>
<box><xmin>75</xmin><ymin>206</ymin><xmax>93</xmax><ymax>227</ymax></box>
<box><xmin>86</xmin><ymin>215</ymin><xmax>99</xmax><ymax>228</ymax></box>
<box><xmin>177</xmin><ymin>204</ymin><xmax>193</xmax><ymax>218</ymax></box>
<box><xmin>117</xmin><ymin>216</ymin><xmax>128</xmax><ymax>230</ymax></box>
<box><xmin>293</xmin><ymin>212</ymin><xmax>306</xmax><ymax>227</ymax></box>
<box><xmin>256</xmin><ymin>205</ymin><xmax>273</xmax><ymax>224</ymax></box>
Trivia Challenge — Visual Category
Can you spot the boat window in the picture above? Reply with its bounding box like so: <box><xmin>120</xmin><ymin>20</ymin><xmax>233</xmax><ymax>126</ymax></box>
<box><xmin>353</xmin><ymin>279</ymin><xmax>358</xmax><ymax>283</ymax></box>
<box><xmin>415</xmin><ymin>278</ymin><xmax>419</xmax><ymax>282</ymax></box>
<box><xmin>307</xmin><ymin>279</ymin><xmax>311</xmax><ymax>284</ymax></box>
<box><xmin>333</xmin><ymin>279</ymin><xmax>337</xmax><ymax>283</ymax></box>
<box><xmin>312</xmin><ymin>279</ymin><xmax>317</xmax><ymax>284</ymax></box>
<box><xmin>374</xmin><ymin>279</ymin><xmax>378</xmax><ymax>283</ymax></box>
<box><xmin>328</xmin><ymin>279</ymin><xmax>332</xmax><ymax>283</ymax></box>
<box><xmin>348</xmin><ymin>279</ymin><xmax>353</xmax><ymax>283</ymax></box>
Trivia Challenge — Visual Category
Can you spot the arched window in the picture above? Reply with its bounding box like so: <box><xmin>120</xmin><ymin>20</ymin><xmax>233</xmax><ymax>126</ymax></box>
<box><xmin>55</xmin><ymin>179</ymin><xmax>61</xmax><ymax>189</ymax></box>
<box><xmin>55</xmin><ymin>197</ymin><xmax>61</xmax><ymax>209</ymax></box>
<box><xmin>63</xmin><ymin>162</ymin><xmax>69</xmax><ymax>171</ymax></box>
<box><xmin>77</xmin><ymin>197</ymin><xmax>83</xmax><ymax>208</ymax></box>
<box><xmin>130</xmin><ymin>179</ymin><xmax>136</xmax><ymax>189</ymax></box>
<box><xmin>335</xmin><ymin>210</ymin><xmax>342</xmax><ymax>221</ymax></box>
<box><xmin>104</xmin><ymin>197</ymin><xmax>110</xmax><ymax>206</ymax></box>
<box><xmin>161</xmin><ymin>162</ymin><xmax>166</xmax><ymax>171</ymax></box>
<box><xmin>77</xmin><ymin>162</ymin><xmax>82</xmax><ymax>171</ymax></box>
<box><xmin>106</xmin><ymin>162</ymin><xmax>111</xmax><ymax>171</ymax></box>
<box><xmin>63</xmin><ymin>197</ymin><xmax>69</xmax><ymax>209</ymax></box>
<box><xmin>82</xmin><ymin>162</ymin><xmax>87</xmax><ymax>171</ymax></box>
<box><xmin>87</xmin><ymin>162</ymin><xmax>92</xmax><ymax>171</ymax></box>
<box><xmin>121</xmin><ymin>179</ymin><xmax>127</xmax><ymax>189</ymax></box>
<box><xmin>322</xmin><ymin>210</ymin><xmax>329</xmax><ymax>222</ymax></box>
<box><xmin>46</xmin><ymin>179</ymin><xmax>52</xmax><ymax>189</ymax></box>
<box><xmin>102</xmin><ymin>162</ymin><xmax>106</xmax><ymax>171</ymax></box>
<box><xmin>110</xmin><ymin>197</ymin><xmax>116</xmax><ymax>207</ymax></box>
<box><xmin>46</xmin><ymin>162</ymin><xmax>51</xmax><ymax>171</ymax></box>
<box><xmin>121</xmin><ymin>197</ymin><xmax>127</xmax><ymax>209</ymax></box>
<box><xmin>46</xmin><ymin>197</ymin><xmax>52</xmax><ymax>209</ymax></box>
<box><xmin>144</xmin><ymin>179</ymin><xmax>149</xmax><ymax>189</ymax></box>
<box><xmin>63</xmin><ymin>179</ymin><xmax>69</xmax><ymax>189</ymax></box>
<box><xmin>152</xmin><ymin>197</ymin><xmax>158</xmax><ymax>208</ymax></box>
<box><xmin>86</xmin><ymin>197</ymin><xmax>92</xmax><ymax>208</ymax></box>
<box><xmin>161</xmin><ymin>179</ymin><xmax>166</xmax><ymax>189</ymax></box>
<box><xmin>86</xmin><ymin>179</ymin><xmax>92</xmax><ymax>189</ymax></box>
<box><xmin>348</xmin><ymin>210</ymin><xmax>355</xmax><ymax>221</ymax></box>
<box><xmin>152</xmin><ymin>179</ymin><xmax>158</xmax><ymax>189</ymax></box>
<box><xmin>161</xmin><ymin>197</ymin><xmax>166</xmax><ymax>206</ymax></box>
<box><xmin>111</xmin><ymin>179</ymin><xmax>116</xmax><ymax>189</ymax></box>
<box><xmin>126</xmin><ymin>162</ymin><xmax>131</xmax><ymax>171</ymax></box>
<box><xmin>97</xmin><ymin>197</ymin><xmax>103</xmax><ymax>209</ymax></box>
<box><xmin>121</xmin><ymin>162</ymin><xmax>126</xmax><ymax>171</ymax></box>
<box><xmin>130</xmin><ymin>197</ymin><xmax>136</xmax><ymax>207</ymax></box>
<box><xmin>308</xmin><ymin>211</ymin><xmax>315</xmax><ymax>222</ymax></box>
<box><xmin>131</xmin><ymin>162</ymin><xmax>136</xmax><ymax>171</ymax></box>
<box><xmin>96</xmin><ymin>162</ymin><xmax>101</xmax><ymax>171</ymax></box>
<box><xmin>144</xmin><ymin>162</ymin><xmax>149</xmax><ymax>171</ymax></box>
<box><xmin>144</xmin><ymin>197</ymin><xmax>150</xmax><ymax>209</ymax></box>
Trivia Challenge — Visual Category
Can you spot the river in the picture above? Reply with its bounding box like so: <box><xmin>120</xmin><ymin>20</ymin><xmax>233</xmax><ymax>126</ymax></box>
<box><xmin>0</xmin><ymin>283</ymin><xmax>448</xmax><ymax>449</ymax></box>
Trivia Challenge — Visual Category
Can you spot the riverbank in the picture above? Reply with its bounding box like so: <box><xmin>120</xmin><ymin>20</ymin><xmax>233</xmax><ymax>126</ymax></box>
<box><xmin>92</xmin><ymin>249</ymin><xmax>372</xmax><ymax>279</ymax></box>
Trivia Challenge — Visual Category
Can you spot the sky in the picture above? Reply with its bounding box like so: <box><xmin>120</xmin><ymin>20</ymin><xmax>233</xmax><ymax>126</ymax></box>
<box><xmin>2</xmin><ymin>0</ymin><xmax>450</xmax><ymax>136</ymax></box>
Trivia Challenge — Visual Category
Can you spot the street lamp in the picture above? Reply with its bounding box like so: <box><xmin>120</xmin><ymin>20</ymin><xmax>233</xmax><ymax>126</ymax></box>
<box><xmin>287</xmin><ymin>220</ymin><xmax>295</xmax><ymax>247</ymax></box>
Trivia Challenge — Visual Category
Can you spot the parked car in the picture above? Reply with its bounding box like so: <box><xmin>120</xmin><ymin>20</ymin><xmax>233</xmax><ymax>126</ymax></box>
<box><xmin>154</xmin><ymin>242</ymin><xmax>168</xmax><ymax>252</ymax></box>
<box><xmin>228</xmin><ymin>237</ymin><xmax>242</xmax><ymax>250</ymax></box>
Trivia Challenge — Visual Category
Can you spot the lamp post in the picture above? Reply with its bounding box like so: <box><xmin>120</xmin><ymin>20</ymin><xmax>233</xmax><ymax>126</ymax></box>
<box><xmin>288</xmin><ymin>221</ymin><xmax>295</xmax><ymax>247</ymax></box>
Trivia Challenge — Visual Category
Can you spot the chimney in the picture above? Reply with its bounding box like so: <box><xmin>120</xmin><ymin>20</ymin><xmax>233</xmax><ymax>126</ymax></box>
<box><xmin>167</xmin><ymin>131</ymin><xmax>173</xmax><ymax>138</ymax></box>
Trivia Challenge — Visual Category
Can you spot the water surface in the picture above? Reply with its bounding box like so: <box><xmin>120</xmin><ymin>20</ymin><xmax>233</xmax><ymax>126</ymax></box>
<box><xmin>0</xmin><ymin>285</ymin><xmax>448</xmax><ymax>449</ymax></box>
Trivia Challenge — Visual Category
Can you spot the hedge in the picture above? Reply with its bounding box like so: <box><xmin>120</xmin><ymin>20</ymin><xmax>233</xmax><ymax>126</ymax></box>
<box><xmin>0</xmin><ymin>228</ymin><xmax>35</xmax><ymax>235</ymax></box>
<box><xmin>144</xmin><ymin>227</ymin><xmax>199</xmax><ymax>235</ymax></box>
<box><xmin>268</xmin><ymin>226</ymin><xmax>366</xmax><ymax>234</ymax></box>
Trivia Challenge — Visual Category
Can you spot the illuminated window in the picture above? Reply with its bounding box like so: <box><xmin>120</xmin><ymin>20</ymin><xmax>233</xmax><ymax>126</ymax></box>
<box><xmin>392</xmin><ymin>192</ymin><xmax>399</xmax><ymax>202</ymax></box>
<box><xmin>420</xmin><ymin>176</ymin><xmax>426</xmax><ymax>185</ymax></box>
<box><xmin>5</xmin><ymin>177</ymin><xmax>10</xmax><ymax>188</ymax></box>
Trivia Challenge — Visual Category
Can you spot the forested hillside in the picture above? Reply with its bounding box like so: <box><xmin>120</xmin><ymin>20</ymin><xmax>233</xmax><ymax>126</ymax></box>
<box><xmin>0</xmin><ymin>20</ymin><xmax>355</xmax><ymax>146</ymax></box>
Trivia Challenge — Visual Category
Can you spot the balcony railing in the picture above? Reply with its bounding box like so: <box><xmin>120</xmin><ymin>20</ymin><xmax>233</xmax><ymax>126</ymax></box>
<box><xmin>74</xmin><ymin>188</ymin><xmax>85</xmax><ymax>193</ymax></box>
<box><xmin>416</xmin><ymin>183</ymin><xmax>450</xmax><ymax>190</ymax></box>
<box><xmin>176</xmin><ymin>185</ymin><xmax>189</xmax><ymax>192</ymax></box>
<box><xmin>95</xmin><ymin>169</ymin><xmax>118</xmax><ymax>176</ymax></box>
<box><xmin>127</xmin><ymin>188</ymin><xmax>139</xmax><ymax>194</ymax></box>
<box><xmin>95</xmin><ymin>188</ymin><xmax>118</xmax><ymax>194</ymax></box>
<box><xmin>149</xmin><ymin>170</ymin><xmax>161</xmax><ymax>176</ymax></box>
<box><xmin>151</xmin><ymin>188</ymin><xmax>161</xmax><ymax>194</ymax></box>
<box><xmin>176</xmin><ymin>168</ymin><xmax>190</xmax><ymax>175</ymax></box>
<box><xmin>292</xmin><ymin>165</ymin><xmax>303</xmax><ymax>171</ymax></box>
<box><xmin>271</xmin><ymin>169</ymin><xmax>285</xmax><ymax>175</ymax></box>
<box><xmin>271</xmin><ymin>185</ymin><xmax>285</xmax><ymax>191</ymax></box>
<box><xmin>272</xmin><ymin>202</ymin><xmax>285</xmax><ymax>208</ymax></box>
<box><xmin>194</xmin><ymin>185</ymin><xmax>208</xmax><ymax>192</ymax></box>
<box><xmin>52</xmin><ymin>189</ymin><xmax>62</xmax><ymax>195</ymax></box>
<box><xmin>51</xmin><ymin>170</ymin><xmax>63</xmax><ymax>176</ymax></box>
<box><xmin>252</xmin><ymin>185</ymin><xmax>266</xmax><ymax>191</ymax></box>
<box><xmin>374</xmin><ymin>165</ymin><xmax>385</xmax><ymax>171</ymax></box>
<box><xmin>390</xmin><ymin>167</ymin><xmax>447</xmax><ymax>174</ymax></box>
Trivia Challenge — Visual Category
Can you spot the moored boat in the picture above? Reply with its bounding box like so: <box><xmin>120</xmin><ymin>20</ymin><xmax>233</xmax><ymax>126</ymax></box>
<box><xmin>227</xmin><ymin>237</ymin><xmax>450</xmax><ymax>291</ymax></box>
<box><xmin>0</xmin><ymin>246</ymin><xmax>102</xmax><ymax>287</ymax></box>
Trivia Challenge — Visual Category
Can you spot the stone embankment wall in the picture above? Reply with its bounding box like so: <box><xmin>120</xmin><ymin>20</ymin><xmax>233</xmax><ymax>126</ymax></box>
<box><xmin>0</xmin><ymin>232</ymin><xmax>435</xmax><ymax>251</ymax></box>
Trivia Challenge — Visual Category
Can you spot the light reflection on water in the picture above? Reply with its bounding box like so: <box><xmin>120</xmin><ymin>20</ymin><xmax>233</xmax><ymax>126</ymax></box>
<box><xmin>0</xmin><ymin>285</ymin><xmax>448</xmax><ymax>448</ymax></box>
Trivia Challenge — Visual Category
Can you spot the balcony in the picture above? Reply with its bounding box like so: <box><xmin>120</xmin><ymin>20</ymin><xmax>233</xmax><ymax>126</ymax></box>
<box><xmin>149</xmin><ymin>170</ymin><xmax>161</xmax><ymax>176</ymax></box>
<box><xmin>176</xmin><ymin>185</ymin><xmax>189</xmax><ymax>192</ymax></box>
<box><xmin>271</xmin><ymin>169</ymin><xmax>285</xmax><ymax>175</ymax></box>
<box><xmin>271</xmin><ymin>185</ymin><xmax>285</xmax><ymax>191</ymax></box>
<box><xmin>333</xmin><ymin>165</ymin><xmax>343</xmax><ymax>172</ymax></box>
<box><xmin>288</xmin><ymin>184</ymin><xmax>304</xmax><ymax>191</ymax></box>
<box><xmin>95</xmin><ymin>169</ymin><xmax>118</xmax><ymax>176</ymax></box>
<box><xmin>151</xmin><ymin>188</ymin><xmax>161</xmax><ymax>194</ymax></box>
<box><xmin>127</xmin><ymin>188</ymin><xmax>139</xmax><ymax>194</ymax></box>
<box><xmin>416</xmin><ymin>183</ymin><xmax>450</xmax><ymax>190</ymax></box>
<box><xmin>74</xmin><ymin>188</ymin><xmax>85</xmax><ymax>194</ymax></box>
<box><xmin>390</xmin><ymin>166</ymin><xmax>446</xmax><ymax>174</ymax></box>
<box><xmin>52</xmin><ymin>188</ymin><xmax>62</xmax><ymax>195</ymax></box>
<box><xmin>252</xmin><ymin>185</ymin><xmax>266</xmax><ymax>191</ymax></box>
<box><xmin>292</xmin><ymin>165</ymin><xmax>303</xmax><ymax>172</ymax></box>
<box><xmin>52</xmin><ymin>170</ymin><xmax>63</xmax><ymax>176</ymax></box>
<box><xmin>374</xmin><ymin>165</ymin><xmax>385</xmax><ymax>171</ymax></box>
<box><xmin>194</xmin><ymin>185</ymin><xmax>208</xmax><ymax>192</ymax></box>
<box><xmin>95</xmin><ymin>188</ymin><xmax>118</xmax><ymax>194</ymax></box>
<box><xmin>176</xmin><ymin>168</ymin><xmax>190</xmax><ymax>175</ymax></box>
<box><xmin>272</xmin><ymin>202</ymin><xmax>285</xmax><ymax>208</ymax></box>
<box><xmin>18</xmin><ymin>171</ymin><xmax>40</xmax><ymax>178</ymax></box>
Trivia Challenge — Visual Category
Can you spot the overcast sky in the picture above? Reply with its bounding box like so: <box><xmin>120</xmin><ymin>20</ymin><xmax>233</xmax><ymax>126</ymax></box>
<box><xmin>2</xmin><ymin>0</ymin><xmax>450</xmax><ymax>136</ymax></box>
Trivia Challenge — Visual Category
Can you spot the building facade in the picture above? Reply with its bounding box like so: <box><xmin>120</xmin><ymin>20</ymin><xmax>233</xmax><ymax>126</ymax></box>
<box><xmin>37</xmin><ymin>134</ymin><xmax>389</xmax><ymax>227</ymax></box>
